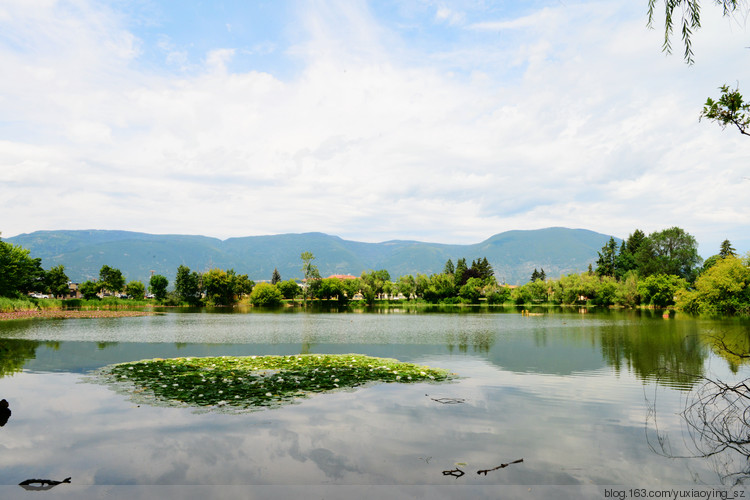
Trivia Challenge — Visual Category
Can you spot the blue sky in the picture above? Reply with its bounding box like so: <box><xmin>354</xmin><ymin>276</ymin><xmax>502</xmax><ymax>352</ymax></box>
<box><xmin>1</xmin><ymin>0</ymin><xmax>749</xmax><ymax>257</ymax></box>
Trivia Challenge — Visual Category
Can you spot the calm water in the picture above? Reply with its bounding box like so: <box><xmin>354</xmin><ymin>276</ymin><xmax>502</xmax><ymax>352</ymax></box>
<box><xmin>1</xmin><ymin>307</ymin><xmax>749</xmax><ymax>499</ymax></box>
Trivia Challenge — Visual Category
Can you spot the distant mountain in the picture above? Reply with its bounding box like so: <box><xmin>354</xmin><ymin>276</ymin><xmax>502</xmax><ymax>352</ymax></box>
<box><xmin>5</xmin><ymin>228</ymin><xmax>619</xmax><ymax>286</ymax></box>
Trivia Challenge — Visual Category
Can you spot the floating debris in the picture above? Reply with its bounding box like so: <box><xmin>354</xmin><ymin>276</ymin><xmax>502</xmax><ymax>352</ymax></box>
<box><xmin>19</xmin><ymin>477</ymin><xmax>71</xmax><ymax>491</ymax></box>
<box><xmin>477</xmin><ymin>458</ymin><xmax>524</xmax><ymax>475</ymax></box>
<box><xmin>442</xmin><ymin>468</ymin><xmax>465</xmax><ymax>478</ymax></box>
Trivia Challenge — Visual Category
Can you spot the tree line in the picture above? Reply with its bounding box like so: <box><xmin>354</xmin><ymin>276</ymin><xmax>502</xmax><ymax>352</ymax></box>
<box><xmin>512</xmin><ymin>227</ymin><xmax>750</xmax><ymax>314</ymax></box>
<box><xmin>3</xmin><ymin>230</ymin><xmax>749</xmax><ymax>314</ymax></box>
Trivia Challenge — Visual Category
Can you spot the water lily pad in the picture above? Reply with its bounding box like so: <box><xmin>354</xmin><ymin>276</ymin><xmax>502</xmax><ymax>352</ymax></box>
<box><xmin>93</xmin><ymin>354</ymin><xmax>455</xmax><ymax>412</ymax></box>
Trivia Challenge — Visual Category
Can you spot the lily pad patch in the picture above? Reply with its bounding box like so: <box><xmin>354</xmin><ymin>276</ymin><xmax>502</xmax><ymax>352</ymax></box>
<box><xmin>94</xmin><ymin>354</ymin><xmax>454</xmax><ymax>412</ymax></box>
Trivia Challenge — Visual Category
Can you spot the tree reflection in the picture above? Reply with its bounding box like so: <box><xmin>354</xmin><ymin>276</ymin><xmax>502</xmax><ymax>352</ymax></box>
<box><xmin>704</xmin><ymin>330</ymin><xmax>750</xmax><ymax>373</ymax></box>
<box><xmin>445</xmin><ymin>330</ymin><xmax>493</xmax><ymax>354</ymax></box>
<box><xmin>648</xmin><ymin>331</ymin><xmax>750</xmax><ymax>485</ymax></box>
<box><xmin>600</xmin><ymin>322</ymin><xmax>706</xmax><ymax>389</ymax></box>
<box><xmin>0</xmin><ymin>339</ymin><xmax>40</xmax><ymax>378</ymax></box>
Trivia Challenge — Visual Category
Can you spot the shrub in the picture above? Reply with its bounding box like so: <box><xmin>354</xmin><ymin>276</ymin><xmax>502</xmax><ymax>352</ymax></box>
<box><xmin>249</xmin><ymin>283</ymin><xmax>283</xmax><ymax>307</ymax></box>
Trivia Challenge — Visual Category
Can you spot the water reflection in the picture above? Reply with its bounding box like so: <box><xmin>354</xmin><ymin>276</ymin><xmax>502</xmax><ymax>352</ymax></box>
<box><xmin>0</xmin><ymin>338</ymin><xmax>40</xmax><ymax>378</ymax></box>
<box><xmin>2</xmin><ymin>310</ymin><xmax>748</xmax><ymax>392</ymax></box>
<box><xmin>1</xmin><ymin>309</ymin><xmax>749</xmax><ymax>488</ymax></box>
<box><xmin>600</xmin><ymin>320</ymin><xmax>706</xmax><ymax>389</ymax></box>
<box><xmin>703</xmin><ymin>329</ymin><xmax>750</xmax><ymax>372</ymax></box>
<box><xmin>648</xmin><ymin>329</ymin><xmax>750</xmax><ymax>485</ymax></box>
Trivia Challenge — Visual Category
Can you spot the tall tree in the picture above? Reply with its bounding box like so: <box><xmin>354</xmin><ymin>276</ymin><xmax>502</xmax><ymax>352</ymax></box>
<box><xmin>98</xmin><ymin>265</ymin><xmax>125</xmax><ymax>295</ymax></box>
<box><xmin>125</xmin><ymin>280</ymin><xmax>145</xmax><ymax>299</ymax></box>
<box><xmin>596</xmin><ymin>237</ymin><xmax>618</xmax><ymax>277</ymax></box>
<box><xmin>271</xmin><ymin>268</ymin><xmax>281</xmax><ymax>285</ymax></box>
<box><xmin>626</xmin><ymin>229</ymin><xmax>647</xmax><ymax>256</ymax></box>
<box><xmin>719</xmin><ymin>239</ymin><xmax>737</xmax><ymax>258</ymax></box>
<box><xmin>0</xmin><ymin>238</ymin><xmax>46</xmax><ymax>297</ymax></box>
<box><xmin>78</xmin><ymin>280</ymin><xmax>99</xmax><ymax>300</ymax></box>
<box><xmin>635</xmin><ymin>227</ymin><xmax>702</xmax><ymax>282</ymax></box>
<box><xmin>300</xmin><ymin>252</ymin><xmax>319</xmax><ymax>305</ymax></box>
<box><xmin>277</xmin><ymin>279</ymin><xmax>300</xmax><ymax>300</ymax></box>
<box><xmin>444</xmin><ymin>259</ymin><xmax>455</xmax><ymax>275</ymax></box>
<box><xmin>45</xmin><ymin>265</ymin><xmax>69</xmax><ymax>298</ymax></box>
<box><xmin>454</xmin><ymin>258</ymin><xmax>468</xmax><ymax>287</ymax></box>
<box><xmin>149</xmin><ymin>274</ymin><xmax>169</xmax><ymax>301</ymax></box>
<box><xmin>175</xmin><ymin>265</ymin><xmax>200</xmax><ymax>304</ymax></box>
<box><xmin>202</xmin><ymin>268</ymin><xmax>253</xmax><ymax>306</ymax></box>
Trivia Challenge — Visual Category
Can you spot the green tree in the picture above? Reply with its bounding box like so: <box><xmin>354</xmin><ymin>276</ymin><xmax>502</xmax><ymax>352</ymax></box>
<box><xmin>45</xmin><ymin>265</ymin><xmax>69</xmax><ymax>298</ymax></box>
<box><xmin>615</xmin><ymin>271</ymin><xmax>641</xmax><ymax>308</ymax></box>
<box><xmin>414</xmin><ymin>274</ymin><xmax>430</xmax><ymax>299</ymax></box>
<box><xmin>485</xmin><ymin>285</ymin><xmax>511</xmax><ymax>305</ymax></box>
<box><xmin>422</xmin><ymin>273</ymin><xmax>455</xmax><ymax>303</ymax></box>
<box><xmin>615</xmin><ymin>242</ymin><xmax>635</xmax><ymax>279</ymax></box>
<box><xmin>271</xmin><ymin>268</ymin><xmax>281</xmax><ymax>285</ymax></box>
<box><xmin>361</xmin><ymin>270</ymin><xmax>391</xmax><ymax>299</ymax></box>
<box><xmin>249</xmin><ymin>282</ymin><xmax>283</xmax><ymax>307</ymax></box>
<box><xmin>530</xmin><ymin>268</ymin><xmax>540</xmax><ymax>282</ymax></box>
<box><xmin>635</xmin><ymin>227</ymin><xmax>702</xmax><ymax>282</ymax></box>
<box><xmin>0</xmin><ymin>238</ymin><xmax>46</xmax><ymax>297</ymax></box>
<box><xmin>677</xmin><ymin>256</ymin><xmax>750</xmax><ymax>314</ymax></box>
<box><xmin>556</xmin><ymin>273</ymin><xmax>600</xmax><ymax>305</ymax></box>
<box><xmin>202</xmin><ymin>268</ymin><xmax>253</xmax><ymax>306</ymax></box>
<box><xmin>175</xmin><ymin>265</ymin><xmax>201</xmax><ymax>304</ymax></box>
<box><xmin>395</xmin><ymin>274</ymin><xmax>416</xmax><ymax>300</ymax></box>
<box><xmin>720</xmin><ymin>239</ymin><xmax>737</xmax><ymax>258</ymax></box>
<box><xmin>360</xmin><ymin>283</ymin><xmax>376</xmax><ymax>305</ymax></box>
<box><xmin>318</xmin><ymin>278</ymin><xmax>344</xmax><ymax>301</ymax></box>
<box><xmin>638</xmin><ymin>274</ymin><xmax>687</xmax><ymax>307</ymax></box>
<box><xmin>125</xmin><ymin>280</ymin><xmax>145</xmax><ymax>299</ymax></box>
<box><xmin>99</xmin><ymin>265</ymin><xmax>125</xmax><ymax>295</ymax></box>
<box><xmin>590</xmin><ymin>276</ymin><xmax>618</xmax><ymax>307</ymax></box>
<box><xmin>277</xmin><ymin>279</ymin><xmax>300</xmax><ymax>300</ymax></box>
<box><xmin>444</xmin><ymin>259</ymin><xmax>455</xmax><ymax>275</ymax></box>
<box><xmin>459</xmin><ymin>277</ymin><xmax>483</xmax><ymax>303</ymax></box>
<box><xmin>300</xmin><ymin>252</ymin><xmax>319</xmax><ymax>305</ymax></box>
<box><xmin>79</xmin><ymin>280</ymin><xmax>100</xmax><ymax>300</ymax></box>
<box><xmin>149</xmin><ymin>274</ymin><xmax>169</xmax><ymax>301</ymax></box>
<box><xmin>341</xmin><ymin>277</ymin><xmax>362</xmax><ymax>301</ymax></box>
<box><xmin>596</xmin><ymin>237</ymin><xmax>618</xmax><ymax>277</ymax></box>
<box><xmin>454</xmin><ymin>258</ymin><xmax>468</xmax><ymax>287</ymax></box>
<box><xmin>626</xmin><ymin>229</ymin><xmax>647</xmax><ymax>255</ymax></box>
<box><xmin>476</xmin><ymin>257</ymin><xmax>494</xmax><ymax>281</ymax></box>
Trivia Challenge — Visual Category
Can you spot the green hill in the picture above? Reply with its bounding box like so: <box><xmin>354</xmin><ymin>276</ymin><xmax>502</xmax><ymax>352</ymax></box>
<box><xmin>5</xmin><ymin>228</ymin><xmax>619</xmax><ymax>286</ymax></box>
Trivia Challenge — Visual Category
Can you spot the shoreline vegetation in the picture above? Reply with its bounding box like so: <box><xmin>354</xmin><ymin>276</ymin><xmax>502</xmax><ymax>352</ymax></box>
<box><xmin>2</xmin><ymin>227</ymin><xmax>749</xmax><ymax>319</ymax></box>
<box><xmin>0</xmin><ymin>295</ymin><xmax>683</xmax><ymax>323</ymax></box>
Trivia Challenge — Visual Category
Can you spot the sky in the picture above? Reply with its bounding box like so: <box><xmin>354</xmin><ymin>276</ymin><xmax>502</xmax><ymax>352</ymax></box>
<box><xmin>1</xmin><ymin>0</ymin><xmax>748</xmax><ymax>256</ymax></box>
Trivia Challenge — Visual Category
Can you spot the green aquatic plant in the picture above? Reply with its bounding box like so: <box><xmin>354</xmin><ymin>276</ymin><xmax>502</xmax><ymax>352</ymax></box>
<box><xmin>96</xmin><ymin>354</ymin><xmax>454</xmax><ymax>411</ymax></box>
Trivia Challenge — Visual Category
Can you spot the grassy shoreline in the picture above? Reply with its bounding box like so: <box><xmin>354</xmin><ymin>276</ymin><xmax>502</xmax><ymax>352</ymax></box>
<box><xmin>0</xmin><ymin>309</ymin><xmax>156</xmax><ymax>321</ymax></box>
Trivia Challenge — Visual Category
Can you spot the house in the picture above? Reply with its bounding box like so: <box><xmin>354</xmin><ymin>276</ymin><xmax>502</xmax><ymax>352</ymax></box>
<box><xmin>325</xmin><ymin>274</ymin><xmax>357</xmax><ymax>280</ymax></box>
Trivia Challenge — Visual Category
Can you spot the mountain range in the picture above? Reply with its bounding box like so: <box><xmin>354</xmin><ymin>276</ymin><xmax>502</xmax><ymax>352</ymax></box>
<box><xmin>5</xmin><ymin>227</ymin><xmax>618</xmax><ymax>286</ymax></box>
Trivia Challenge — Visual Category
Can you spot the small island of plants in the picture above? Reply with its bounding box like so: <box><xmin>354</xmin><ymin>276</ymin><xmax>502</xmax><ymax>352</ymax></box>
<box><xmin>96</xmin><ymin>354</ymin><xmax>454</xmax><ymax>411</ymax></box>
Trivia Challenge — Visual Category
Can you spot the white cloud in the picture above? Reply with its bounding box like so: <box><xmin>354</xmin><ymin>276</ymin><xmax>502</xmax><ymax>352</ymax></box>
<box><xmin>0</xmin><ymin>0</ymin><xmax>748</xmax><ymax>254</ymax></box>
<box><xmin>435</xmin><ymin>5</ymin><xmax>465</xmax><ymax>26</ymax></box>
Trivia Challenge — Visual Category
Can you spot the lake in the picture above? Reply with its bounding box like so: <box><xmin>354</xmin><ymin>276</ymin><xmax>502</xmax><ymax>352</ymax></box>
<box><xmin>1</xmin><ymin>307</ymin><xmax>749</xmax><ymax>499</ymax></box>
